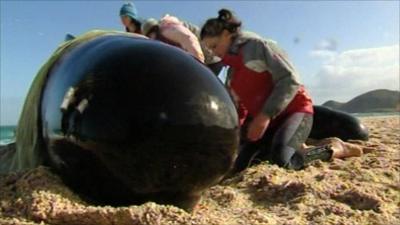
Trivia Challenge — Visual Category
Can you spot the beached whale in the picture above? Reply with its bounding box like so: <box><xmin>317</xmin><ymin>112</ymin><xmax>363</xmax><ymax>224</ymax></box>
<box><xmin>0</xmin><ymin>30</ymin><xmax>368</xmax><ymax>211</ymax></box>
<box><xmin>310</xmin><ymin>105</ymin><xmax>369</xmax><ymax>141</ymax></box>
<box><xmin>1</xmin><ymin>31</ymin><xmax>239</xmax><ymax>211</ymax></box>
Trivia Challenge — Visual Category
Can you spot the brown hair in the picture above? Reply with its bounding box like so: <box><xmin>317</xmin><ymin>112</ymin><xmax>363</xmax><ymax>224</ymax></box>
<box><xmin>200</xmin><ymin>9</ymin><xmax>241</xmax><ymax>39</ymax></box>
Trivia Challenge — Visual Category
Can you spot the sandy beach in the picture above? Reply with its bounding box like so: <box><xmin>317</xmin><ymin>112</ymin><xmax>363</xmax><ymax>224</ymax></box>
<box><xmin>1</xmin><ymin>116</ymin><xmax>399</xmax><ymax>225</ymax></box>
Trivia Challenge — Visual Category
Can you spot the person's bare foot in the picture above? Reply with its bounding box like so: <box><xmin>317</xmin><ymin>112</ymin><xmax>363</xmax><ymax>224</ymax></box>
<box><xmin>304</xmin><ymin>137</ymin><xmax>363</xmax><ymax>159</ymax></box>
<box><xmin>326</xmin><ymin>138</ymin><xmax>363</xmax><ymax>159</ymax></box>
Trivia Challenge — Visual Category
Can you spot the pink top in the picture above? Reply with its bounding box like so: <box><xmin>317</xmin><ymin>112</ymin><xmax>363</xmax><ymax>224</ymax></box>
<box><xmin>159</xmin><ymin>15</ymin><xmax>205</xmax><ymax>63</ymax></box>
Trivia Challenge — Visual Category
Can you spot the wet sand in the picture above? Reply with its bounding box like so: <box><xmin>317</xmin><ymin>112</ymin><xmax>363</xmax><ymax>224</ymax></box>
<box><xmin>1</xmin><ymin>116</ymin><xmax>399</xmax><ymax>225</ymax></box>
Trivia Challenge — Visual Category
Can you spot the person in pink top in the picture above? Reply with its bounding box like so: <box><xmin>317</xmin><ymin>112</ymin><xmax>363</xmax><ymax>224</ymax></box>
<box><xmin>141</xmin><ymin>15</ymin><xmax>205</xmax><ymax>63</ymax></box>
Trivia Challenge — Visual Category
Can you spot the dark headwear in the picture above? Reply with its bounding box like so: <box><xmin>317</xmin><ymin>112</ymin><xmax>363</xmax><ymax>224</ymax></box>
<box><xmin>119</xmin><ymin>2</ymin><xmax>140</xmax><ymax>22</ymax></box>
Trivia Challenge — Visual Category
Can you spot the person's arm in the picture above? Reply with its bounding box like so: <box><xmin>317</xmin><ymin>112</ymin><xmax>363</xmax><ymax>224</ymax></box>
<box><xmin>242</xmin><ymin>39</ymin><xmax>301</xmax><ymax>120</ymax></box>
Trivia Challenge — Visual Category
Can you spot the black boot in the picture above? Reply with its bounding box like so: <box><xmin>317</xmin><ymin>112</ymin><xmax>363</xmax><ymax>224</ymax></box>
<box><xmin>302</xmin><ymin>145</ymin><xmax>334</xmax><ymax>165</ymax></box>
<box><xmin>288</xmin><ymin>145</ymin><xmax>333</xmax><ymax>170</ymax></box>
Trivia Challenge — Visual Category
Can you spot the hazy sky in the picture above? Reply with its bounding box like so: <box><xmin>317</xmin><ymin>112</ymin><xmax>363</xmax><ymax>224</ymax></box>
<box><xmin>1</xmin><ymin>1</ymin><xmax>399</xmax><ymax>125</ymax></box>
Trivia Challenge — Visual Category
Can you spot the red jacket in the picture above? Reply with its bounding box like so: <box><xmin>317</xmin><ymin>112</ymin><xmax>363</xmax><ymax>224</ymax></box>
<box><xmin>222</xmin><ymin>32</ymin><xmax>313</xmax><ymax>127</ymax></box>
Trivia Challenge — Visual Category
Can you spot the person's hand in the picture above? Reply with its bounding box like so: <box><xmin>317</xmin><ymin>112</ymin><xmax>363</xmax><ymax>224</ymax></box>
<box><xmin>247</xmin><ymin>113</ymin><xmax>271</xmax><ymax>141</ymax></box>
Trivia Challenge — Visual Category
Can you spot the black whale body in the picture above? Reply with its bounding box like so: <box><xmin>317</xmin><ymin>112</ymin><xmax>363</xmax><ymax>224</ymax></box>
<box><xmin>40</xmin><ymin>35</ymin><xmax>239</xmax><ymax>210</ymax></box>
<box><xmin>310</xmin><ymin>105</ymin><xmax>369</xmax><ymax>141</ymax></box>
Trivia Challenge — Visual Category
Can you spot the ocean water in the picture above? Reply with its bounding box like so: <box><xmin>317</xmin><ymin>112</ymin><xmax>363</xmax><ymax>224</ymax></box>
<box><xmin>0</xmin><ymin>112</ymin><xmax>398</xmax><ymax>146</ymax></box>
<box><xmin>0</xmin><ymin>125</ymin><xmax>16</xmax><ymax>146</ymax></box>
<box><xmin>352</xmin><ymin>112</ymin><xmax>400</xmax><ymax>118</ymax></box>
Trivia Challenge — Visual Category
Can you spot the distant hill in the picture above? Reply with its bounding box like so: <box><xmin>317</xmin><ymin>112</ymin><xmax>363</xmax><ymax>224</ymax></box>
<box><xmin>322</xmin><ymin>89</ymin><xmax>400</xmax><ymax>113</ymax></box>
<box><xmin>322</xmin><ymin>100</ymin><xmax>344</xmax><ymax>110</ymax></box>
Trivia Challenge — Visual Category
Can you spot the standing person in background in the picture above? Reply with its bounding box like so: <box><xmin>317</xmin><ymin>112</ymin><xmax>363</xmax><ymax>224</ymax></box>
<box><xmin>200</xmin><ymin>9</ymin><xmax>359</xmax><ymax>173</ymax></box>
<box><xmin>141</xmin><ymin>15</ymin><xmax>205</xmax><ymax>63</ymax></box>
<box><xmin>119</xmin><ymin>2</ymin><xmax>142</xmax><ymax>34</ymax></box>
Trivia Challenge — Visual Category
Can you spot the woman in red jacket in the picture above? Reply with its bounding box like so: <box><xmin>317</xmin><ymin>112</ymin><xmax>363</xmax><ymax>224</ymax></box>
<box><xmin>201</xmin><ymin>9</ymin><xmax>337</xmax><ymax>172</ymax></box>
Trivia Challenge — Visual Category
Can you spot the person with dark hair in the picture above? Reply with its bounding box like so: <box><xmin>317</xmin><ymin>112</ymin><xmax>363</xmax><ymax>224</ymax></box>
<box><xmin>201</xmin><ymin>9</ymin><xmax>361</xmax><ymax>172</ymax></box>
<box><xmin>119</xmin><ymin>2</ymin><xmax>142</xmax><ymax>34</ymax></box>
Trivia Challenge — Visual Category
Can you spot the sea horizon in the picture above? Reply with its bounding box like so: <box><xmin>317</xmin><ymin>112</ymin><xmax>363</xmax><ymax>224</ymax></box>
<box><xmin>1</xmin><ymin>112</ymin><xmax>399</xmax><ymax>146</ymax></box>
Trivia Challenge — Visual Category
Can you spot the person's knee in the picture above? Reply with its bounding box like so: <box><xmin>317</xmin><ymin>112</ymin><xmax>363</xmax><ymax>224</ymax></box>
<box><xmin>288</xmin><ymin>152</ymin><xmax>305</xmax><ymax>170</ymax></box>
<box><xmin>271</xmin><ymin>145</ymin><xmax>305</xmax><ymax>170</ymax></box>
<box><xmin>271</xmin><ymin>144</ymin><xmax>292</xmax><ymax>166</ymax></box>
